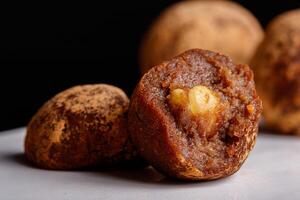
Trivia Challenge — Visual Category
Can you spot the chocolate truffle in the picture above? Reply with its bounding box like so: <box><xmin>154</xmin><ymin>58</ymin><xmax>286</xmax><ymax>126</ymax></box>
<box><xmin>129</xmin><ymin>49</ymin><xmax>262</xmax><ymax>180</ymax></box>
<box><xmin>139</xmin><ymin>0</ymin><xmax>263</xmax><ymax>73</ymax></box>
<box><xmin>251</xmin><ymin>9</ymin><xmax>300</xmax><ymax>135</ymax></box>
<box><xmin>25</xmin><ymin>84</ymin><xmax>138</xmax><ymax>169</ymax></box>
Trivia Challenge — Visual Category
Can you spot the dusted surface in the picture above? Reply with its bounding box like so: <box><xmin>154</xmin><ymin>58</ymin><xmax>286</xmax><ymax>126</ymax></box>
<box><xmin>0</xmin><ymin>128</ymin><xmax>300</xmax><ymax>200</ymax></box>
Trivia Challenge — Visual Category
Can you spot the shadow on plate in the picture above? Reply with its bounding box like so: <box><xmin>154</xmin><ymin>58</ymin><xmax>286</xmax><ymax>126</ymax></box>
<box><xmin>96</xmin><ymin>167</ymin><xmax>234</xmax><ymax>187</ymax></box>
<box><xmin>2</xmin><ymin>153</ymin><xmax>36</xmax><ymax>168</ymax></box>
<box><xmin>259</xmin><ymin>120</ymin><xmax>299</xmax><ymax>137</ymax></box>
<box><xmin>3</xmin><ymin>153</ymin><xmax>233</xmax><ymax>186</ymax></box>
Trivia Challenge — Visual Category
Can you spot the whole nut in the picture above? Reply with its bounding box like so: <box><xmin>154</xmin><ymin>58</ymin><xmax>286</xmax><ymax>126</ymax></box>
<box><xmin>168</xmin><ymin>85</ymin><xmax>220</xmax><ymax>135</ymax></box>
<box><xmin>169</xmin><ymin>85</ymin><xmax>219</xmax><ymax>116</ymax></box>
<box><xmin>169</xmin><ymin>88</ymin><xmax>188</xmax><ymax>107</ymax></box>
<box><xmin>188</xmin><ymin>85</ymin><xmax>219</xmax><ymax>115</ymax></box>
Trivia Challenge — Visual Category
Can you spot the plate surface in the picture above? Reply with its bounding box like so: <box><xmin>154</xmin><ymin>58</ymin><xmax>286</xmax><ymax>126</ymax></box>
<box><xmin>0</xmin><ymin>128</ymin><xmax>300</xmax><ymax>200</ymax></box>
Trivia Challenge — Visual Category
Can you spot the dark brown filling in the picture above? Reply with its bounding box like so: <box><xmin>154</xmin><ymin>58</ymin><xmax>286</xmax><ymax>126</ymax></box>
<box><xmin>166</xmin><ymin>85</ymin><xmax>247</xmax><ymax>175</ymax></box>
<box><xmin>141</xmin><ymin>49</ymin><xmax>261</xmax><ymax>177</ymax></box>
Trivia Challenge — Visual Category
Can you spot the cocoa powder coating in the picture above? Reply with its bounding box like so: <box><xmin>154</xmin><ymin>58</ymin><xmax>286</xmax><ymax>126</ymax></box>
<box><xmin>25</xmin><ymin>84</ymin><xmax>138</xmax><ymax>169</ymax></box>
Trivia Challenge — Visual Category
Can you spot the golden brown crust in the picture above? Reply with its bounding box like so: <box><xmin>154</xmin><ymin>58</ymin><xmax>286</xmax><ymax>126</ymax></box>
<box><xmin>139</xmin><ymin>0</ymin><xmax>263</xmax><ymax>73</ymax></box>
<box><xmin>129</xmin><ymin>49</ymin><xmax>262</xmax><ymax>180</ymax></box>
<box><xmin>25</xmin><ymin>84</ymin><xmax>139</xmax><ymax>169</ymax></box>
<box><xmin>251</xmin><ymin>9</ymin><xmax>300</xmax><ymax>135</ymax></box>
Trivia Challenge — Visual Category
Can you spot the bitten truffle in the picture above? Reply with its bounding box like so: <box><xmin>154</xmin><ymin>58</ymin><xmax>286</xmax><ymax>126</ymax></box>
<box><xmin>25</xmin><ymin>84</ymin><xmax>138</xmax><ymax>169</ymax></box>
<box><xmin>251</xmin><ymin>9</ymin><xmax>300</xmax><ymax>135</ymax></box>
<box><xmin>129</xmin><ymin>49</ymin><xmax>262</xmax><ymax>180</ymax></box>
<box><xmin>139</xmin><ymin>0</ymin><xmax>263</xmax><ymax>74</ymax></box>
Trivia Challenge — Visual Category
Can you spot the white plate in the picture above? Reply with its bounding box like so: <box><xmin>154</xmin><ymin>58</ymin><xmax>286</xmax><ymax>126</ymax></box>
<box><xmin>0</xmin><ymin>128</ymin><xmax>300</xmax><ymax>200</ymax></box>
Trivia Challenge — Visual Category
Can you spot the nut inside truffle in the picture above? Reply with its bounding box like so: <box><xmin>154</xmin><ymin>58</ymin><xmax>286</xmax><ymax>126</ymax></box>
<box><xmin>129</xmin><ymin>49</ymin><xmax>262</xmax><ymax>180</ymax></box>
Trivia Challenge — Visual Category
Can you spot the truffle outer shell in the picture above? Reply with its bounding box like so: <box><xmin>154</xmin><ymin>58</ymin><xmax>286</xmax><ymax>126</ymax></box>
<box><xmin>25</xmin><ymin>84</ymin><xmax>139</xmax><ymax>169</ymax></box>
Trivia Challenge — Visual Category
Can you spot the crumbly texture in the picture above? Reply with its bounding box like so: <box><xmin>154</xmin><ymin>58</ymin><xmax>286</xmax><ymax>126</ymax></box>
<box><xmin>139</xmin><ymin>0</ymin><xmax>263</xmax><ymax>73</ymax></box>
<box><xmin>129</xmin><ymin>49</ymin><xmax>262</xmax><ymax>180</ymax></box>
<box><xmin>25</xmin><ymin>84</ymin><xmax>139</xmax><ymax>169</ymax></box>
<box><xmin>251</xmin><ymin>9</ymin><xmax>300</xmax><ymax>135</ymax></box>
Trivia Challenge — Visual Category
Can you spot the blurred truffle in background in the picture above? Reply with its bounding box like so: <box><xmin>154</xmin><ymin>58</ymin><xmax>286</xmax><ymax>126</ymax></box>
<box><xmin>139</xmin><ymin>0</ymin><xmax>264</xmax><ymax>74</ymax></box>
<box><xmin>251</xmin><ymin>9</ymin><xmax>300</xmax><ymax>135</ymax></box>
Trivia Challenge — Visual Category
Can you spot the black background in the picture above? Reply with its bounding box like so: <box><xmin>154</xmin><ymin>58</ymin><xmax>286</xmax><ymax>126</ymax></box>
<box><xmin>0</xmin><ymin>0</ymin><xmax>299</xmax><ymax>131</ymax></box>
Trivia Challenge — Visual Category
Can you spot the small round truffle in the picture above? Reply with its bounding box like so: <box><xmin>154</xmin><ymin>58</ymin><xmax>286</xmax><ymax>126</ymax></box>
<box><xmin>139</xmin><ymin>0</ymin><xmax>263</xmax><ymax>73</ymax></box>
<box><xmin>25</xmin><ymin>84</ymin><xmax>138</xmax><ymax>169</ymax></box>
<box><xmin>251</xmin><ymin>9</ymin><xmax>300</xmax><ymax>135</ymax></box>
<box><xmin>129</xmin><ymin>49</ymin><xmax>262</xmax><ymax>180</ymax></box>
